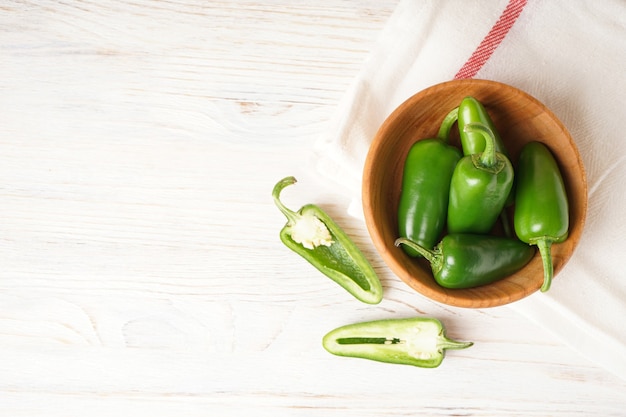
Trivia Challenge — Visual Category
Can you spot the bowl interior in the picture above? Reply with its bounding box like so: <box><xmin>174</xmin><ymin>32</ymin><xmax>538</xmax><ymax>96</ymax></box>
<box><xmin>362</xmin><ymin>79</ymin><xmax>587</xmax><ymax>308</ymax></box>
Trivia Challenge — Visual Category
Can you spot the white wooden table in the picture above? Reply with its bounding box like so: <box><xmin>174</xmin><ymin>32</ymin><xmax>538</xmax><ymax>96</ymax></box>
<box><xmin>1</xmin><ymin>2</ymin><xmax>625</xmax><ymax>416</ymax></box>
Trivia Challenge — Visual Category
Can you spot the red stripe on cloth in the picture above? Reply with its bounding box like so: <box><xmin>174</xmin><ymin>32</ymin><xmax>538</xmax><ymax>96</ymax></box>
<box><xmin>454</xmin><ymin>0</ymin><xmax>528</xmax><ymax>79</ymax></box>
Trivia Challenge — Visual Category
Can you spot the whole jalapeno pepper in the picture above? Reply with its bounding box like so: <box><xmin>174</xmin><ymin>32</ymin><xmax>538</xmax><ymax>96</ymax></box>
<box><xmin>273</xmin><ymin>176</ymin><xmax>383</xmax><ymax>304</ymax></box>
<box><xmin>395</xmin><ymin>235</ymin><xmax>535</xmax><ymax>289</ymax></box>
<box><xmin>447</xmin><ymin>122</ymin><xmax>514</xmax><ymax>234</ymax></box>
<box><xmin>323</xmin><ymin>317</ymin><xmax>472</xmax><ymax>368</ymax></box>
<box><xmin>398</xmin><ymin>108</ymin><xmax>462</xmax><ymax>256</ymax></box>
<box><xmin>513</xmin><ymin>141</ymin><xmax>569</xmax><ymax>293</ymax></box>
<box><xmin>458</xmin><ymin>96</ymin><xmax>515</xmax><ymax>235</ymax></box>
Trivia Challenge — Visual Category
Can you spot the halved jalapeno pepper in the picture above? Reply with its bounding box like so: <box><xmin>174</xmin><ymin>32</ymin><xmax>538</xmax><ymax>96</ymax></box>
<box><xmin>273</xmin><ymin>176</ymin><xmax>383</xmax><ymax>304</ymax></box>
<box><xmin>323</xmin><ymin>317</ymin><xmax>472</xmax><ymax>368</ymax></box>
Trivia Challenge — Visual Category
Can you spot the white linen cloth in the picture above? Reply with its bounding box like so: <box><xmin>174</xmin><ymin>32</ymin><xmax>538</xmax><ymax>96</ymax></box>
<box><xmin>313</xmin><ymin>0</ymin><xmax>626</xmax><ymax>380</ymax></box>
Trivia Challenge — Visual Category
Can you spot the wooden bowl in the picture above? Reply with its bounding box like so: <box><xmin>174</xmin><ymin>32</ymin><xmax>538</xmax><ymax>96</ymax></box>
<box><xmin>362</xmin><ymin>79</ymin><xmax>587</xmax><ymax>308</ymax></box>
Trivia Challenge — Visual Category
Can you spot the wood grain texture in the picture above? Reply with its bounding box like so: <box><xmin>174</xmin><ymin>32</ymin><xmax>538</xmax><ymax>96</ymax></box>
<box><xmin>1</xmin><ymin>1</ymin><xmax>625</xmax><ymax>416</ymax></box>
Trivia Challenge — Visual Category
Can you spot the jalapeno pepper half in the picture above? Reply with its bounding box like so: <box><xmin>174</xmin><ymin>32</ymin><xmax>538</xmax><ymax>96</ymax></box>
<box><xmin>397</xmin><ymin>108</ymin><xmax>462</xmax><ymax>256</ymax></box>
<box><xmin>395</xmin><ymin>235</ymin><xmax>535</xmax><ymax>289</ymax></box>
<box><xmin>273</xmin><ymin>176</ymin><xmax>383</xmax><ymax>304</ymax></box>
<box><xmin>513</xmin><ymin>142</ymin><xmax>569</xmax><ymax>292</ymax></box>
<box><xmin>323</xmin><ymin>317</ymin><xmax>472</xmax><ymax>368</ymax></box>
<box><xmin>447</xmin><ymin>123</ymin><xmax>514</xmax><ymax>235</ymax></box>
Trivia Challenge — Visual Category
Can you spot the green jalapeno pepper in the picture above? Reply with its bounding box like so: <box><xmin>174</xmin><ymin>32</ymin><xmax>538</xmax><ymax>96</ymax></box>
<box><xmin>513</xmin><ymin>142</ymin><xmax>569</xmax><ymax>293</ymax></box>
<box><xmin>323</xmin><ymin>317</ymin><xmax>472</xmax><ymax>368</ymax></box>
<box><xmin>273</xmin><ymin>176</ymin><xmax>383</xmax><ymax>304</ymax></box>
<box><xmin>447</xmin><ymin>122</ymin><xmax>514</xmax><ymax>234</ymax></box>
<box><xmin>395</xmin><ymin>235</ymin><xmax>535</xmax><ymax>289</ymax></box>
<box><xmin>398</xmin><ymin>108</ymin><xmax>462</xmax><ymax>256</ymax></box>
<box><xmin>458</xmin><ymin>96</ymin><xmax>515</xmax><ymax>235</ymax></box>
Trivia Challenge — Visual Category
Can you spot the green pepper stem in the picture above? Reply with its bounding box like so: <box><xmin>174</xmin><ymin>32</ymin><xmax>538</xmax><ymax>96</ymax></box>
<box><xmin>394</xmin><ymin>238</ymin><xmax>438</xmax><ymax>264</ymax></box>
<box><xmin>464</xmin><ymin>122</ymin><xmax>497</xmax><ymax>167</ymax></box>
<box><xmin>272</xmin><ymin>176</ymin><xmax>301</xmax><ymax>225</ymax></box>
<box><xmin>536</xmin><ymin>239</ymin><xmax>554</xmax><ymax>292</ymax></box>
<box><xmin>438</xmin><ymin>335</ymin><xmax>474</xmax><ymax>351</ymax></box>
<box><xmin>437</xmin><ymin>107</ymin><xmax>459</xmax><ymax>142</ymax></box>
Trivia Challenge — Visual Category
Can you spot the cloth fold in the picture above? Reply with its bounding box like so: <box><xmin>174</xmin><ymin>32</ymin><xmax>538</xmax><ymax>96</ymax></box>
<box><xmin>313</xmin><ymin>0</ymin><xmax>626</xmax><ymax>380</ymax></box>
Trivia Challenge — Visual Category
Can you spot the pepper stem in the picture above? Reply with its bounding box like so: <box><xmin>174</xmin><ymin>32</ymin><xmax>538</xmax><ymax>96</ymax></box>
<box><xmin>464</xmin><ymin>122</ymin><xmax>497</xmax><ymax>167</ymax></box>
<box><xmin>438</xmin><ymin>334</ymin><xmax>474</xmax><ymax>351</ymax></box>
<box><xmin>394</xmin><ymin>238</ymin><xmax>438</xmax><ymax>265</ymax></box>
<box><xmin>437</xmin><ymin>107</ymin><xmax>459</xmax><ymax>142</ymax></box>
<box><xmin>536</xmin><ymin>239</ymin><xmax>554</xmax><ymax>292</ymax></box>
<box><xmin>272</xmin><ymin>176</ymin><xmax>301</xmax><ymax>226</ymax></box>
